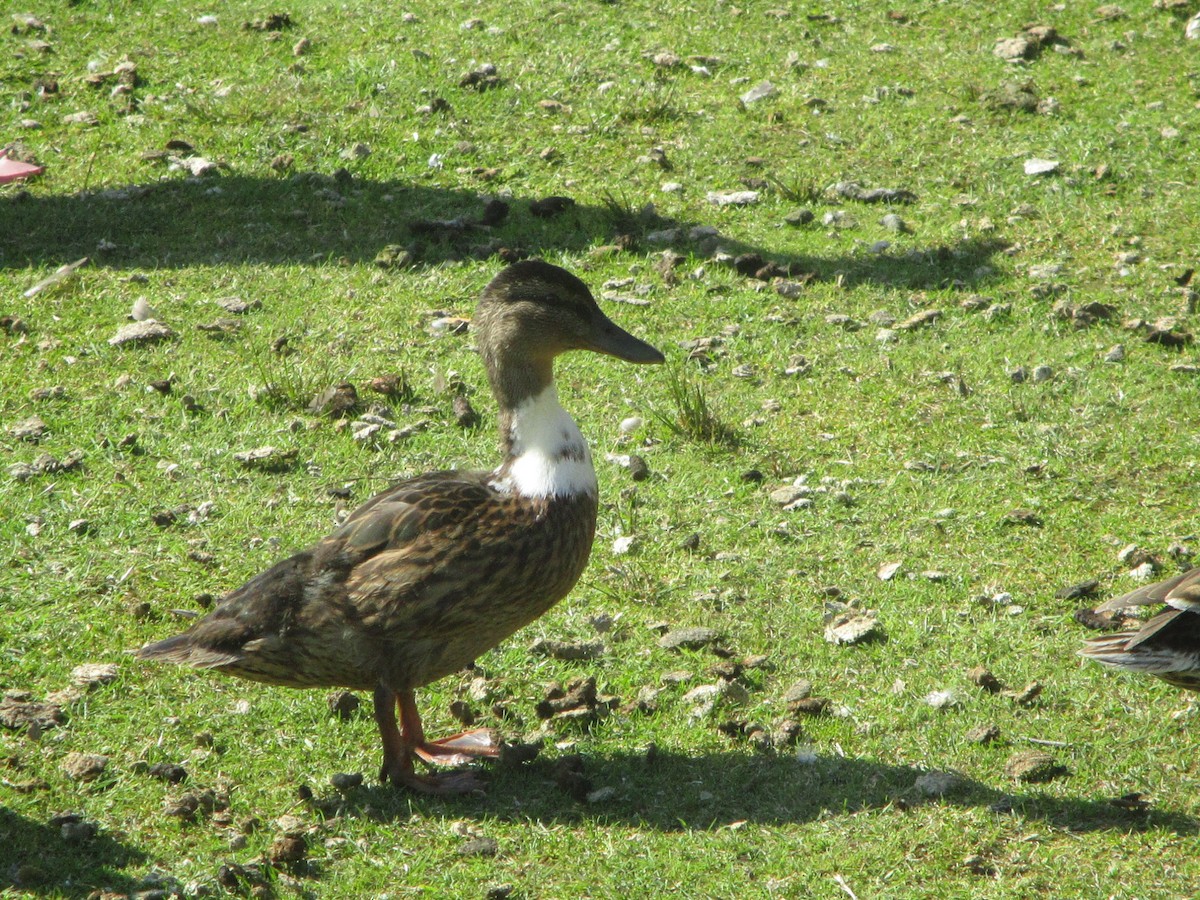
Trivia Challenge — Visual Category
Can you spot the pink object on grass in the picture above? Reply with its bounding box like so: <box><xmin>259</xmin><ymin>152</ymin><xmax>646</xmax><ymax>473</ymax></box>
<box><xmin>0</xmin><ymin>154</ymin><xmax>44</xmax><ymax>184</ymax></box>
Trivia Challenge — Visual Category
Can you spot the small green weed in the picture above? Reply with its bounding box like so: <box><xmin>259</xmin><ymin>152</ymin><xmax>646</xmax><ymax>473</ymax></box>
<box><xmin>656</xmin><ymin>363</ymin><xmax>737</xmax><ymax>447</ymax></box>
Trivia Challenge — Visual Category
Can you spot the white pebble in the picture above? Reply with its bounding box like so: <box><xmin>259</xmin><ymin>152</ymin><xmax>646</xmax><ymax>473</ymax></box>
<box><xmin>71</xmin><ymin>663</ymin><xmax>119</xmax><ymax>686</ymax></box>
<box><xmin>612</xmin><ymin>535</ymin><xmax>637</xmax><ymax>555</ymax></box>
<box><xmin>1024</xmin><ymin>158</ymin><xmax>1060</xmax><ymax>176</ymax></box>
<box><xmin>683</xmin><ymin>684</ymin><xmax>720</xmax><ymax>704</ymax></box>
<box><xmin>706</xmin><ymin>190</ymin><xmax>760</xmax><ymax>206</ymax></box>
<box><xmin>924</xmin><ymin>689</ymin><xmax>959</xmax><ymax>709</ymax></box>
<box><xmin>1129</xmin><ymin>562</ymin><xmax>1157</xmax><ymax>581</ymax></box>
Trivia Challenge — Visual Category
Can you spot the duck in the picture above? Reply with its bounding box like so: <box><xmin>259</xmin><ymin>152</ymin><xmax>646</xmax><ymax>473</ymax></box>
<box><xmin>137</xmin><ymin>260</ymin><xmax>664</xmax><ymax>793</ymax></box>
<box><xmin>1078</xmin><ymin>566</ymin><xmax>1200</xmax><ymax>690</ymax></box>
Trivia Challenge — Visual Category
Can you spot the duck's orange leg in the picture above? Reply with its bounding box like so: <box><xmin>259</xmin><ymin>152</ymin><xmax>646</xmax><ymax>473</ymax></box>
<box><xmin>373</xmin><ymin>685</ymin><xmax>492</xmax><ymax>794</ymax></box>
<box><xmin>395</xmin><ymin>687</ymin><xmax>501</xmax><ymax>765</ymax></box>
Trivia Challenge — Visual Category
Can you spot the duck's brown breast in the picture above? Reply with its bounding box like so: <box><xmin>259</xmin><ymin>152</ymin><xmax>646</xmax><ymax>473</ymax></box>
<box><xmin>370</xmin><ymin>490</ymin><xmax>598</xmax><ymax>689</ymax></box>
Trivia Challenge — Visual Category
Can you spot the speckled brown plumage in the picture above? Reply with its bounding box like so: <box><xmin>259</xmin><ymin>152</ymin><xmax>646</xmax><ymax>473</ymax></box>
<box><xmin>143</xmin><ymin>476</ymin><xmax>597</xmax><ymax>690</ymax></box>
<box><xmin>137</xmin><ymin>259</ymin><xmax>663</xmax><ymax>792</ymax></box>
<box><xmin>1079</xmin><ymin>566</ymin><xmax>1200</xmax><ymax>690</ymax></box>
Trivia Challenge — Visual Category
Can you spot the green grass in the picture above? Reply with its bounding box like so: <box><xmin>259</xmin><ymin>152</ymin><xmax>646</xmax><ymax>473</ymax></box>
<box><xmin>657</xmin><ymin>363</ymin><xmax>737</xmax><ymax>447</ymax></box>
<box><xmin>3</xmin><ymin>1</ymin><xmax>1200</xmax><ymax>897</ymax></box>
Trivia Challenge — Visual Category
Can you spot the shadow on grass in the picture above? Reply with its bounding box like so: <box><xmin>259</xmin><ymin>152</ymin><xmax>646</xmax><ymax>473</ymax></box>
<box><xmin>0</xmin><ymin>807</ymin><xmax>146</xmax><ymax>898</ymax></box>
<box><xmin>317</xmin><ymin>748</ymin><xmax>1198</xmax><ymax>835</ymax></box>
<box><xmin>1</xmin><ymin>174</ymin><xmax>1005</xmax><ymax>290</ymax></box>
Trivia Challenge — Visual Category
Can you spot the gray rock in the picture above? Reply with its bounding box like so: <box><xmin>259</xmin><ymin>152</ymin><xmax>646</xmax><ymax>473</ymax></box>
<box><xmin>233</xmin><ymin>446</ymin><xmax>298</xmax><ymax>470</ymax></box>
<box><xmin>330</xmin><ymin>772</ymin><xmax>364</xmax><ymax>790</ymax></box>
<box><xmin>966</xmin><ymin>723</ymin><xmax>1001</xmax><ymax>744</ymax></box>
<box><xmin>826</xmin><ymin>313</ymin><xmax>864</xmax><ymax>331</ymax></box>
<box><xmin>830</xmin><ymin>182</ymin><xmax>917</xmax><ymax>204</ymax></box>
<box><xmin>8</xmin><ymin>415</ymin><xmax>48</xmax><ymax>442</ymax></box>
<box><xmin>62</xmin><ymin>752</ymin><xmax>109</xmax><ymax>782</ymax></box>
<box><xmin>783</xmin><ymin>680</ymin><xmax>813</xmax><ymax>703</ymax></box>
<box><xmin>824</xmin><ymin>611</ymin><xmax>882</xmax><ymax>645</ymax></box>
<box><xmin>769</xmin><ymin>486</ymin><xmax>809</xmax><ymax>506</ymax></box>
<box><xmin>706</xmin><ymin>190</ymin><xmax>760</xmax><ymax>206</ymax></box>
<box><xmin>868</xmin><ymin>310</ymin><xmax>896</xmax><ymax>326</ymax></box>
<box><xmin>914</xmin><ymin>771</ymin><xmax>965</xmax><ymax>797</ymax></box>
<box><xmin>1005</xmin><ymin>750</ymin><xmax>1067</xmax><ymax>783</ymax></box>
<box><xmin>658</xmin><ymin>627</ymin><xmax>720</xmax><ymax>651</ymax></box>
<box><xmin>71</xmin><ymin>663</ymin><xmax>119</xmax><ymax>687</ymax></box>
<box><xmin>215</xmin><ymin>297</ymin><xmax>262</xmax><ymax>314</ymax></box>
<box><xmin>994</xmin><ymin>36</ymin><xmax>1033</xmax><ymax>61</ymax></box>
<box><xmin>530</xmin><ymin>638</ymin><xmax>605</xmax><ymax>660</ymax></box>
<box><xmin>739</xmin><ymin>81</ymin><xmax>777</xmax><ymax>104</ymax></box>
<box><xmin>457</xmin><ymin>837</ymin><xmax>499</xmax><ymax>857</ymax></box>
<box><xmin>109</xmin><ymin>320</ymin><xmax>175</xmax><ymax>346</ymax></box>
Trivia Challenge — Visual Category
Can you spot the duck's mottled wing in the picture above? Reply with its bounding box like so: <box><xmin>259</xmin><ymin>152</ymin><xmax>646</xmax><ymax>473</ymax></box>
<box><xmin>335</xmin><ymin>472</ymin><xmax>494</xmax><ymax>547</ymax></box>
<box><xmin>1080</xmin><ymin>607</ymin><xmax>1200</xmax><ymax>689</ymax></box>
<box><xmin>1095</xmin><ymin>566</ymin><xmax>1200</xmax><ymax>613</ymax></box>
<box><xmin>136</xmin><ymin>471</ymin><xmax>496</xmax><ymax>683</ymax></box>
<box><xmin>1120</xmin><ymin>607</ymin><xmax>1190</xmax><ymax>651</ymax></box>
<box><xmin>339</xmin><ymin>476</ymin><xmax>519</xmax><ymax>624</ymax></box>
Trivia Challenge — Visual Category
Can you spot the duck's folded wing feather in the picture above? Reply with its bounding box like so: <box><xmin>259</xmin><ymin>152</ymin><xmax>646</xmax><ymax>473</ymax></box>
<box><xmin>1095</xmin><ymin>566</ymin><xmax>1200</xmax><ymax>613</ymax></box>
<box><xmin>137</xmin><ymin>472</ymin><xmax>497</xmax><ymax>671</ymax></box>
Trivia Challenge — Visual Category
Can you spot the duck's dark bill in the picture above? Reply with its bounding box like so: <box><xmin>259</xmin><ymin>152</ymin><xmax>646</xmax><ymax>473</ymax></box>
<box><xmin>587</xmin><ymin>316</ymin><xmax>665</xmax><ymax>364</ymax></box>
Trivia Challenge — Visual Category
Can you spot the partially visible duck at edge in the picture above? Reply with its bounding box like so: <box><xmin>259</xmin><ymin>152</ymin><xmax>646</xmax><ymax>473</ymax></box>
<box><xmin>137</xmin><ymin>260</ymin><xmax>665</xmax><ymax>793</ymax></box>
<box><xmin>1079</xmin><ymin>566</ymin><xmax>1200</xmax><ymax>691</ymax></box>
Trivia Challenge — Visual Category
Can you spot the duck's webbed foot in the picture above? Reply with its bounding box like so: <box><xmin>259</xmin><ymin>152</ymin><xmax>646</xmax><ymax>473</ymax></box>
<box><xmin>379</xmin><ymin>754</ymin><xmax>488</xmax><ymax>795</ymax></box>
<box><xmin>374</xmin><ymin>684</ymin><xmax>491</xmax><ymax>794</ymax></box>
<box><xmin>414</xmin><ymin>729</ymin><xmax>501</xmax><ymax>766</ymax></box>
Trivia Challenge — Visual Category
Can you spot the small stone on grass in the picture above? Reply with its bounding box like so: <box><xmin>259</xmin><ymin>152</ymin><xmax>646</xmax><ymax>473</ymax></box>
<box><xmin>233</xmin><ymin>446</ymin><xmax>298</xmax><ymax>471</ymax></box>
<box><xmin>824</xmin><ymin>611</ymin><xmax>882</xmax><ymax>645</ymax></box>
<box><xmin>1005</xmin><ymin>749</ymin><xmax>1067</xmax><ymax>783</ymax></box>
<box><xmin>914</xmin><ymin>771</ymin><xmax>964</xmax><ymax>797</ymax></box>
<box><xmin>968</xmin><ymin>666</ymin><xmax>1003</xmax><ymax>693</ymax></box>
<box><xmin>1001</xmin><ymin>681</ymin><xmax>1043</xmax><ymax>706</ymax></box>
<box><xmin>109</xmin><ymin>322</ymin><xmax>175</xmax><ymax>349</ymax></box>
<box><xmin>658</xmin><ymin>626</ymin><xmax>720</xmax><ymax>651</ymax></box>
<box><xmin>70</xmin><ymin>663</ymin><xmax>119</xmax><ymax>688</ymax></box>
<box><xmin>966</xmin><ymin>723</ymin><xmax>1001</xmax><ymax>744</ymax></box>
<box><xmin>61</xmin><ymin>752</ymin><xmax>109</xmax><ymax>782</ymax></box>
<box><xmin>530</xmin><ymin>638</ymin><xmax>605</xmax><ymax>661</ymax></box>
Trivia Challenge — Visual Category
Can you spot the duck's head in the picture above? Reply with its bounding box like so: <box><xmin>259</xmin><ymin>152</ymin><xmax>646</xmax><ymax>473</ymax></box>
<box><xmin>475</xmin><ymin>260</ymin><xmax>664</xmax><ymax>404</ymax></box>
